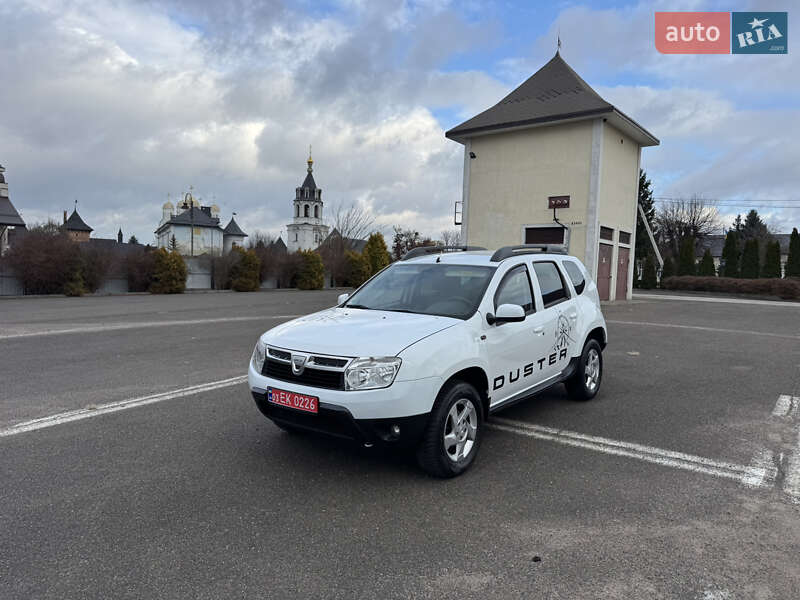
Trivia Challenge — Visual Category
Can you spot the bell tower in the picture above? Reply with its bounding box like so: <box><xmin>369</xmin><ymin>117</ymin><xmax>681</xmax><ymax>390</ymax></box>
<box><xmin>287</xmin><ymin>148</ymin><xmax>329</xmax><ymax>252</ymax></box>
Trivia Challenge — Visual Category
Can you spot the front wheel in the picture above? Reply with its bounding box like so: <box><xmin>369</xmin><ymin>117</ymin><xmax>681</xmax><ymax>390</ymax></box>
<box><xmin>416</xmin><ymin>381</ymin><xmax>483</xmax><ymax>478</ymax></box>
<box><xmin>565</xmin><ymin>339</ymin><xmax>603</xmax><ymax>401</ymax></box>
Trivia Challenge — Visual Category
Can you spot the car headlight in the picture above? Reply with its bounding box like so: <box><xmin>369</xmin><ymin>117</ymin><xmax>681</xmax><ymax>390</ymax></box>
<box><xmin>344</xmin><ymin>357</ymin><xmax>402</xmax><ymax>390</ymax></box>
<box><xmin>251</xmin><ymin>339</ymin><xmax>266</xmax><ymax>373</ymax></box>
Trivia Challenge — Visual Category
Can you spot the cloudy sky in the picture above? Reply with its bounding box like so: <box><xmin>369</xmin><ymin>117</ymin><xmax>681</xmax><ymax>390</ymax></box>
<box><xmin>2</xmin><ymin>0</ymin><xmax>798</xmax><ymax>243</ymax></box>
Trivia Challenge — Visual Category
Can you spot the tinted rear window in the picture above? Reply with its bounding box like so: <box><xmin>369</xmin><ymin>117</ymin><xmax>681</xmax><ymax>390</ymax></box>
<box><xmin>562</xmin><ymin>261</ymin><xmax>586</xmax><ymax>295</ymax></box>
<box><xmin>533</xmin><ymin>262</ymin><xmax>569</xmax><ymax>308</ymax></box>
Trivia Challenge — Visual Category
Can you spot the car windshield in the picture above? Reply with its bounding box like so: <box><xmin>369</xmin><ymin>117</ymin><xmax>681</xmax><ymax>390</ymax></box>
<box><xmin>344</xmin><ymin>263</ymin><xmax>496</xmax><ymax>319</ymax></box>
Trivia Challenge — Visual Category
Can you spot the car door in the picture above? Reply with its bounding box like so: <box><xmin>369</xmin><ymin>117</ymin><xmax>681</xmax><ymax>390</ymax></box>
<box><xmin>485</xmin><ymin>263</ymin><xmax>552</xmax><ymax>407</ymax></box>
<box><xmin>530</xmin><ymin>260</ymin><xmax>577</xmax><ymax>378</ymax></box>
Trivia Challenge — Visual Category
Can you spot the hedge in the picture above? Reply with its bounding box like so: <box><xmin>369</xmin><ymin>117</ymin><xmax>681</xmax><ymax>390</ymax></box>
<box><xmin>661</xmin><ymin>276</ymin><xmax>800</xmax><ymax>300</ymax></box>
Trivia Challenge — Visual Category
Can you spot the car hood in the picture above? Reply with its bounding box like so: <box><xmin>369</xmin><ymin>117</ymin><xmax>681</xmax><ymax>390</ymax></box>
<box><xmin>262</xmin><ymin>307</ymin><xmax>460</xmax><ymax>357</ymax></box>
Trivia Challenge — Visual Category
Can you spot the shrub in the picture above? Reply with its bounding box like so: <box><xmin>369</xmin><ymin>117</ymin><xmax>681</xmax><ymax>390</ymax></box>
<box><xmin>149</xmin><ymin>248</ymin><xmax>187</xmax><ymax>294</ymax></box>
<box><xmin>641</xmin><ymin>254</ymin><xmax>657</xmax><ymax>289</ymax></box>
<box><xmin>343</xmin><ymin>250</ymin><xmax>370</xmax><ymax>287</ymax></box>
<box><xmin>229</xmin><ymin>247</ymin><xmax>261</xmax><ymax>292</ymax></box>
<box><xmin>296</xmin><ymin>250</ymin><xmax>325</xmax><ymax>290</ymax></box>
<box><xmin>762</xmin><ymin>241</ymin><xmax>782</xmax><ymax>279</ymax></box>
<box><xmin>80</xmin><ymin>245</ymin><xmax>114</xmax><ymax>293</ymax></box>
<box><xmin>661</xmin><ymin>276</ymin><xmax>800</xmax><ymax>300</ymax></box>
<box><xmin>4</xmin><ymin>222</ymin><xmax>82</xmax><ymax>295</ymax></box>
<box><xmin>126</xmin><ymin>247</ymin><xmax>156</xmax><ymax>292</ymax></box>
<box><xmin>697</xmin><ymin>249</ymin><xmax>716</xmax><ymax>277</ymax></box>
<box><xmin>740</xmin><ymin>238</ymin><xmax>760</xmax><ymax>279</ymax></box>
<box><xmin>363</xmin><ymin>232</ymin><xmax>391</xmax><ymax>275</ymax></box>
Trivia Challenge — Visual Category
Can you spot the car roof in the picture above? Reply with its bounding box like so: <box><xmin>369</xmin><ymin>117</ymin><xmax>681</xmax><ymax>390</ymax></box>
<box><xmin>401</xmin><ymin>251</ymin><xmax>578</xmax><ymax>266</ymax></box>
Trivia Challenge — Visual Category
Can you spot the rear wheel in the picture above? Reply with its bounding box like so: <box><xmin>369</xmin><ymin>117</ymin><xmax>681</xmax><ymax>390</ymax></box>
<box><xmin>565</xmin><ymin>339</ymin><xmax>603</xmax><ymax>401</ymax></box>
<box><xmin>416</xmin><ymin>381</ymin><xmax>483</xmax><ymax>478</ymax></box>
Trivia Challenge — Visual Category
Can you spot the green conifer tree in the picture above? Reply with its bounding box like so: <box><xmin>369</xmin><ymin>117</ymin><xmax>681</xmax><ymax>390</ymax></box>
<box><xmin>740</xmin><ymin>239</ymin><xmax>760</xmax><ymax>279</ymax></box>
<box><xmin>720</xmin><ymin>230</ymin><xmax>739</xmax><ymax>278</ymax></box>
<box><xmin>762</xmin><ymin>241</ymin><xmax>782</xmax><ymax>279</ymax></box>
<box><xmin>786</xmin><ymin>228</ymin><xmax>800</xmax><ymax>278</ymax></box>
<box><xmin>697</xmin><ymin>248</ymin><xmax>716</xmax><ymax>277</ymax></box>
<box><xmin>641</xmin><ymin>254</ymin><xmax>657</xmax><ymax>289</ymax></box>
<box><xmin>677</xmin><ymin>237</ymin><xmax>696</xmax><ymax>276</ymax></box>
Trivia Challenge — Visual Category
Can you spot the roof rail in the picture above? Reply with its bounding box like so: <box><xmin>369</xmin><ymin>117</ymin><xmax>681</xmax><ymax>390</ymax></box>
<box><xmin>401</xmin><ymin>245</ymin><xmax>487</xmax><ymax>261</ymax></box>
<box><xmin>490</xmin><ymin>244</ymin><xmax>568</xmax><ymax>262</ymax></box>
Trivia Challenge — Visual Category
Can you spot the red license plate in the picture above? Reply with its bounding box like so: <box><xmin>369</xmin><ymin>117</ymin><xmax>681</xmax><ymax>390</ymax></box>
<box><xmin>267</xmin><ymin>387</ymin><xmax>319</xmax><ymax>414</ymax></box>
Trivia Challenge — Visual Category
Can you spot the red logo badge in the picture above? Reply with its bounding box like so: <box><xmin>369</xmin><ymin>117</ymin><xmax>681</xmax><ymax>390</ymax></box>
<box><xmin>655</xmin><ymin>12</ymin><xmax>731</xmax><ymax>54</ymax></box>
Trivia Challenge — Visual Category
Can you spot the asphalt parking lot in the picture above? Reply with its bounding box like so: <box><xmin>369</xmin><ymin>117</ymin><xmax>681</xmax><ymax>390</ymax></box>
<box><xmin>2</xmin><ymin>290</ymin><xmax>799</xmax><ymax>599</ymax></box>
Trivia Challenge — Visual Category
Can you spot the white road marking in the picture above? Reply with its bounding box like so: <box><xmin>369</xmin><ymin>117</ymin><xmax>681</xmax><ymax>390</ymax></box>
<box><xmin>0</xmin><ymin>376</ymin><xmax>248</xmax><ymax>438</ymax></box>
<box><xmin>783</xmin><ymin>428</ymin><xmax>800</xmax><ymax>504</ymax></box>
<box><xmin>607</xmin><ymin>320</ymin><xmax>800</xmax><ymax>341</ymax></box>
<box><xmin>772</xmin><ymin>394</ymin><xmax>799</xmax><ymax>418</ymax></box>
<box><xmin>633</xmin><ymin>293</ymin><xmax>800</xmax><ymax>308</ymax></box>
<box><xmin>489</xmin><ymin>418</ymin><xmax>775</xmax><ymax>488</ymax></box>
<box><xmin>741</xmin><ymin>447</ymin><xmax>777</xmax><ymax>489</ymax></box>
<box><xmin>0</xmin><ymin>315</ymin><xmax>302</xmax><ymax>340</ymax></box>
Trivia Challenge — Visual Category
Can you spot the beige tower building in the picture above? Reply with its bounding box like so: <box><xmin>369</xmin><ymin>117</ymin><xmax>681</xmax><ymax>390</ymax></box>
<box><xmin>446</xmin><ymin>52</ymin><xmax>659</xmax><ymax>301</ymax></box>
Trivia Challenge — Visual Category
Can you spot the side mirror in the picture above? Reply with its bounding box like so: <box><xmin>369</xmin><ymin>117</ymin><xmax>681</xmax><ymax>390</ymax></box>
<box><xmin>337</xmin><ymin>293</ymin><xmax>350</xmax><ymax>305</ymax></box>
<box><xmin>486</xmin><ymin>303</ymin><xmax>526</xmax><ymax>325</ymax></box>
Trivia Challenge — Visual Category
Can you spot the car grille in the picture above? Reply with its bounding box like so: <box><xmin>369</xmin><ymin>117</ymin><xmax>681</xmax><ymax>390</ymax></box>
<box><xmin>263</xmin><ymin>359</ymin><xmax>345</xmax><ymax>390</ymax></box>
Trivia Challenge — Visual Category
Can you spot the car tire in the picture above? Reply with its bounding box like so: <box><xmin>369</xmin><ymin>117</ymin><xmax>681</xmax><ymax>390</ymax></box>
<box><xmin>416</xmin><ymin>381</ymin><xmax>483</xmax><ymax>478</ymax></box>
<box><xmin>565</xmin><ymin>339</ymin><xmax>603</xmax><ymax>401</ymax></box>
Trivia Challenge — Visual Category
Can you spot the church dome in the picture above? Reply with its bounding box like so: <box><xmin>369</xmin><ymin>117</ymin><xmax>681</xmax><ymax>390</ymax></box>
<box><xmin>163</xmin><ymin>200</ymin><xmax>174</xmax><ymax>210</ymax></box>
<box><xmin>211</xmin><ymin>204</ymin><xmax>220</xmax><ymax>215</ymax></box>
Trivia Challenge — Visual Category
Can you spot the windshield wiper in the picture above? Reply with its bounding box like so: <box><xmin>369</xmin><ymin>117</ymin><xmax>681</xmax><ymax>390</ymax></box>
<box><xmin>344</xmin><ymin>304</ymin><xmax>372</xmax><ymax>310</ymax></box>
<box><xmin>384</xmin><ymin>308</ymin><xmax>415</xmax><ymax>313</ymax></box>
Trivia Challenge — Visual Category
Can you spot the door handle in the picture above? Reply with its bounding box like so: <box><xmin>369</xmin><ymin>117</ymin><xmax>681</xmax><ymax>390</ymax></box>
<box><xmin>569</xmin><ymin>314</ymin><xmax>578</xmax><ymax>321</ymax></box>
<box><xmin>533</xmin><ymin>327</ymin><xmax>544</xmax><ymax>334</ymax></box>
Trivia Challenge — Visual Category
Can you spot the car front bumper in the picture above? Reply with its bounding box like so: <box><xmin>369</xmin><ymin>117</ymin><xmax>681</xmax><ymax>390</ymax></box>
<box><xmin>247</xmin><ymin>363</ymin><xmax>441</xmax><ymax>445</ymax></box>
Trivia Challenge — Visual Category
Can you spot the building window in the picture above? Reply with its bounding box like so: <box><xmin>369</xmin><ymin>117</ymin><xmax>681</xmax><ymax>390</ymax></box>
<box><xmin>294</xmin><ymin>233</ymin><xmax>298</xmax><ymax>241</ymax></box>
<box><xmin>295</xmin><ymin>204</ymin><xmax>299</xmax><ymax>217</ymax></box>
<box><xmin>314</xmin><ymin>205</ymin><xmax>319</xmax><ymax>218</ymax></box>
<box><xmin>524</xmin><ymin>226</ymin><xmax>565</xmax><ymax>245</ymax></box>
<box><xmin>619</xmin><ymin>231</ymin><xmax>631</xmax><ymax>245</ymax></box>
<box><xmin>304</xmin><ymin>205</ymin><xmax>309</xmax><ymax>217</ymax></box>
<box><xmin>600</xmin><ymin>226</ymin><xmax>614</xmax><ymax>241</ymax></box>
<box><xmin>305</xmin><ymin>189</ymin><xmax>309</xmax><ymax>198</ymax></box>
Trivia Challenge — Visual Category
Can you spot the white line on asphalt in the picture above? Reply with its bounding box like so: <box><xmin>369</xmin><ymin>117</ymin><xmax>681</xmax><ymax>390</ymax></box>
<box><xmin>0</xmin><ymin>376</ymin><xmax>248</xmax><ymax>438</ymax></box>
<box><xmin>772</xmin><ymin>395</ymin><xmax>799</xmax><ymax>418</ymax></box>
<box><xmin>0</xmin><ymin>315</ymin><xmax>303</xmax><ymax>340</ymax></box>
<box><xmin>607</xmin><ymin>320</ymin><xmax>800</xmax><ymax>341</ymax></box>
<box><xmin>783</xmin><ymin>428</ymin><xmax>800</xmax><ymax>504</ymax></box>
<box><xmin>489</xmin><ymin>418</ymin><xmax>775</xmax><ymax>488</ymax></box>
<box><xmin>633</xmin><ymin>293</ymin><xmax>800</xmax><ymax>307</ymax></box>
<box><xmin>742</xmin><ymin>447</ymin><xmax>777</xmax><ymax>489</ymax></box>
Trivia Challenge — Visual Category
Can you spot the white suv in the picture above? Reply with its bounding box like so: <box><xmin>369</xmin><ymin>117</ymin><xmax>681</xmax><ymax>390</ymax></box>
<box><xmin>248</xmin><ymin>245</ymin><xmax>607</xmax><ymax>477</ymax></box>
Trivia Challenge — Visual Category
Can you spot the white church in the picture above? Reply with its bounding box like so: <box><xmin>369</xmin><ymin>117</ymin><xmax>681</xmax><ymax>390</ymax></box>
<box><xmin>155</xmin><ymin>190</ymin><xmax>247</xmax><ymax>256</ymax></box>
<box><xmin>286</xmin><ymin>152</ymin><xmax>329</xmax><ymax>252</ymax></box>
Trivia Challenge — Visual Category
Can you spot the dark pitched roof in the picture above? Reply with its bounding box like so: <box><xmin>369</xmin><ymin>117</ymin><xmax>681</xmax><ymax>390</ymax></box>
<box><xmin>319</xmin><ymin>228</ymin><xmax>367</xmax><ymax>253</ymax></box>
<box><xmin>64</xmin><ymin>209</ymin><xmax>92</xmax><ymax>232</ymax></box>
<box><xmin>223</xmin><ymin>217</ymin><xmax>247</xmax><ymax>237</ymax></box>
<box><xmin>0</xmin><ymin>196</ymin><xmax>25</xmax><ymax>227</ymax></box>
<box><xmin>446</xmin><ymin>53</ymin><xmax>658</xmax><ymax>146</ymax></box>
<box><xmin>155</xmin><ymin>206</ymin><xmax>222</xmax><ymax>234</ymax></box>
<box><xmin>301</xmin><ymin>171</ymin><xmax>317</xmax><ymax>190</ymax></box>
<box><xmin>270</xmin><ymin>237</ymin><xmax>287</xmax><ymax>252</ymax></box>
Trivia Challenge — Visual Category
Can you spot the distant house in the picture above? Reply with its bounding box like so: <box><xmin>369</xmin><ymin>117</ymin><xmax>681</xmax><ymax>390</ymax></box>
<box><xmin>698</xmin><ymin>234</ymin><xmax>792</xmax><ymax>276</ymax></box>
<box><xmin>222</xmin><ymin>217</ymin><xmax>248</xmax><ymax>253</ymax></box>
<box><xmin>0</xmin><ymin>163</ymin><xmax>26</xmax><ymax>255</ymax></box>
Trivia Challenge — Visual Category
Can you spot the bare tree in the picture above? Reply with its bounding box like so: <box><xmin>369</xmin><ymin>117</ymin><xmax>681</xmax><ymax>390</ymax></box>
<box><xmin>329</xmin><ymin>202</ymin><xmax>374</xmax><ymax>243</ymax></box>
<box><xmin>247</xmin><ymin>230</ymin><xmax>276</xmax><ymax>249</ymax></box>
<box><xmin>655</xmin><ymin>196</ymin><xmax>720</xmax><ymax>259</ymax></box>
<box><xmin>439</xmin><ymin>229</ymin><xmax>461</xmax><ymax>247</ymax></box>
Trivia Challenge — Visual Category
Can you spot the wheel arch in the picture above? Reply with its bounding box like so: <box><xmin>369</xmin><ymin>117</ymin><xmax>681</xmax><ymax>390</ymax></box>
<box><xmin>442</xmin><ymin>366</ymin><xmax>490</xmax><ymax>419</ymax></box>
<box><xmin>584</xmin><ymin>326</ymin><xmax>607</xmax><ymax>350</ymax></box>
